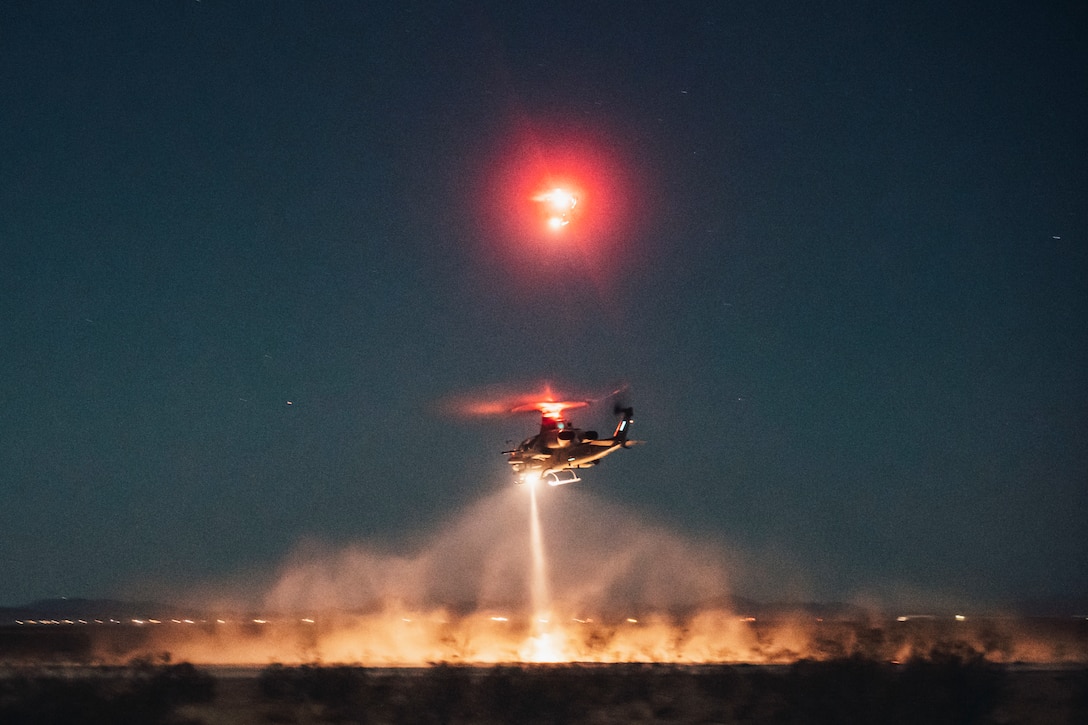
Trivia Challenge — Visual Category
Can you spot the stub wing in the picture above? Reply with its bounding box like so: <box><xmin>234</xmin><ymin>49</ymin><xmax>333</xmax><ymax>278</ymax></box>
<box><xmin>587</xmin><ymin>437</ymin><xmax>644</xmax><ymax>447</ymax></box>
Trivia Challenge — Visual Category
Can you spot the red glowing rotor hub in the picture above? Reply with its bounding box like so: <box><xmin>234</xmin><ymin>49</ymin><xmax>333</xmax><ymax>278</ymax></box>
<box><xmin>511</xmin><ymin>399</ymin><xmax>589</xmax><ymax>420</ymax></box>
<box><xmin>443</xmin><ymin>384</ymin><xmax>595</xmax><ymax>421</ymax></box>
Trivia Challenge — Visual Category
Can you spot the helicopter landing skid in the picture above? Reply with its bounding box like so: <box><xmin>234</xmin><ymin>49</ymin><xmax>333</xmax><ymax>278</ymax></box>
<box><xmin>544</xmin><ymin>469</ymin><xmax>582</xmax><ymax>486</ymax></box>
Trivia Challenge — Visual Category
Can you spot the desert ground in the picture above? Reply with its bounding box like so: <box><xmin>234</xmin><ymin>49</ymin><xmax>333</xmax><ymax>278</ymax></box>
<box><xmin>2</xmin><ymin>616</ymin><xmax>1085</xmax><ymax>723</ymax></box>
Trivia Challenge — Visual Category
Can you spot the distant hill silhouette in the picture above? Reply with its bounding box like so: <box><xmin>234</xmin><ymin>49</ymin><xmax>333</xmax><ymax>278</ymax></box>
<box><xmin>0</xmin><ymin>598</ymin><xmax>200</xmax><ymax>623</ymax></box>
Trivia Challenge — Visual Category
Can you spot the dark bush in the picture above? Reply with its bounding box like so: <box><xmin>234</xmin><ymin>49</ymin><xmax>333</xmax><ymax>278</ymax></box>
<box><xmin>476</xmin><ymin>666</ymin><xmax>582</xmax><ymax>724</ymax></box>
<box><xmin>137</xmin><ymin>662</ymin><xmax>216</xmax><ymax>708</ymax></box>
<box><xmin>380</xmin><ymin>664</ymin><xmax>475</xmax><ymax>725</ymax></box>
<box><xmin>256</xmin><ymin>663</ymin><xmax>295</xmax><ymax>701</ymax></box>
<box><xmin>257</xmin><ymin>663</ymin><xmax>370</xmax><ymax>723</ymax></box>
<box><xmin>0</xmin><ymin>675</ymin><xmax>117</xmax><ymax>725</ymax></box>
<box><xmin>0</xmin><ymin>662</ymin><xmax>216</xmax><ymax>725</ymax></box>
<box><xmin>302</xmin><ymin>665</ymin><xmax>365</xmax><ymax>705</ymax></box>
<box><xmin>787</xmin><ymin>656</ymin><xmax>893</xmax><ymax>725</ymax></box>
<box><xmin>258</xmin><ymin>663</ymin><xmax>367</xmax><ymax>705</ymax></box>
<box><xmin>1070</xmin><ymin>668</ymin><xmax>1088</xmax><ymax>725</ymax></box>
<box><xmin>421</xmin><ymin>663</ymin><xmax>473</xmax><ymax>725</ymax></box>
<box><xmin>895</xmin><ymin>645</ymin><xmax>1005</xmax><ymax>725</ymax></box>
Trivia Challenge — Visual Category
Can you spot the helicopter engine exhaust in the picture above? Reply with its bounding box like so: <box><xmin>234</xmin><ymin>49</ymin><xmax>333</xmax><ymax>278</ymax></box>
<box><xmin>553</xmin><ymin>430</ymin><xmax>576</xmax><ymax>447</ymax></box>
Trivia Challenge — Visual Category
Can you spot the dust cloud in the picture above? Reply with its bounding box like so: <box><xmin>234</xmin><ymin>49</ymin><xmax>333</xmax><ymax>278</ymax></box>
<box><xmin>96</xmin><ymin>486</ymin><xmax>1084</xmax><ymax>666</ymax></box>
<box><xmin>264</xmin><ymin>487</ymin><xmax>731</xmax><ymax>617</ymax></box>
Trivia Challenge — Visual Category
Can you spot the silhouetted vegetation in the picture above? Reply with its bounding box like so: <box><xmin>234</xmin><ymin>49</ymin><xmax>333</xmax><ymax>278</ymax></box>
<box><xmin>243</xmin><ymin>655</ymin><xmax>1054</xmax><ymax>724</ymax></box>
<box><xmin>1071</xmin><ymin>668</ymin><xmax>1088</xmax><ymax>725</ymax></box>
<box><xmin>0</xmin><ymin>655</ymin><xmax>1083</xmax><ymax>723</ymax></box>
<box><xmin>0</xmin><ymin>661</ymin><xmax>215</xmax><ymax>725</ymax></box>
<box><xmin>783</xmin><ymin>648</ymin><xmax>1006</xmax><ymax>725</ymax></box>
<box><xmin>895</xmin><ymin>645</ymin><xmax>1005</xmax><ymax>725</ymax></box>
<box><xmin>254</xmin><ymin>656</ymin><xmax>1087</xmax><ymax>724</ymax></box>
<box><xmin>257</xmin><ymin>663</ymin><xmax>370</xmax><ymax>722</ymax></box>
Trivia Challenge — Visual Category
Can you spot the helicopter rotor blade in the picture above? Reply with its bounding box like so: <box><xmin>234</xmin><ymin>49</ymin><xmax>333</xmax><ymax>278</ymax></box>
<box><xmin>611</xmin><ymin>388</ymin><xmax>632</xmax><ymax>416</ymax></box>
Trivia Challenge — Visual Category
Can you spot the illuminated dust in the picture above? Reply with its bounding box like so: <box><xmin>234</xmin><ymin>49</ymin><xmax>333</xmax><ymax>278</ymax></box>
<box><xmin>24</xmin><ymin>487</ymin><xmax>1086</xmax><ymax>667</ymax></box>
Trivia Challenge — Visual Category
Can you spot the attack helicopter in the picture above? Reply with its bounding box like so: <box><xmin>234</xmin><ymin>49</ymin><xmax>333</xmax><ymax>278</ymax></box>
<box><xmin>503</xmin><ymin>398</ymin><xmax>638</xmax><ymax>485</ymax></box>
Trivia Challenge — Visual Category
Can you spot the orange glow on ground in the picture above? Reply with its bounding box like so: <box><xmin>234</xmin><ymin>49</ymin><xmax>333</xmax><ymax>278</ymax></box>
<box><xmin>83</xmin><ymin>490</ymin><xmax>1086</xmax><ymax>668</ymax></box>
<box><xmin>49</xmin><ymin>610</ymin><xmax>1087</xmax><ymax>667</ymax></box>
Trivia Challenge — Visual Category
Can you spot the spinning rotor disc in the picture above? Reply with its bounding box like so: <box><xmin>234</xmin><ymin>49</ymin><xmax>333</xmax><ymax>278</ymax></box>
<box><xmin>510</xmin><ymin>399</ymin><xmax>589</xmax><ymax>420</ymax></box>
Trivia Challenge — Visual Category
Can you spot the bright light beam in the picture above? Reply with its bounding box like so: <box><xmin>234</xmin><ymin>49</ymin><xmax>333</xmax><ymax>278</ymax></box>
<box><xmin>524</xmin><ymin>482</ymin><xmax>565</xmax><ymax>662</ymax></box>
<box><xmin>528</xmin><ymin>482</ymin><xmax>550</xmax><ymax>620</ymax></box>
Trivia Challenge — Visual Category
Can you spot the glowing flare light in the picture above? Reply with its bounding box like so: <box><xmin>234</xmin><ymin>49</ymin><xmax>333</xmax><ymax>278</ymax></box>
<box><xmin>533</xmin><ymin>187</ymin><xmax>579</xmax><ymax>231</ymax></box>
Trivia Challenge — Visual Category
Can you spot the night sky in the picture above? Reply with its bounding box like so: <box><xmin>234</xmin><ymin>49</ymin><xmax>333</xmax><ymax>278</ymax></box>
<box><xmin>2</xmin><ymin>1</ymin><xmax>1085</xmax><ymax>610</ymax></box>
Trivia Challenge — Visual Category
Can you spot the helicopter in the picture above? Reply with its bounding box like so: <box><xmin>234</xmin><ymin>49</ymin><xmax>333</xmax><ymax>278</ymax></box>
<box><xmin>503</xmin><ymin>399</ymin><xmax>638</xmax><ymax>485</ymax></box>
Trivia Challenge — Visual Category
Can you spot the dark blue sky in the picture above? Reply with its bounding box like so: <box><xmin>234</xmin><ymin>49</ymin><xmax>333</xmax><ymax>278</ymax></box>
<box><xmin>2</xmin><ymin>1</ymin><xmax>1085</xmax><ymax>609</ymax></box>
